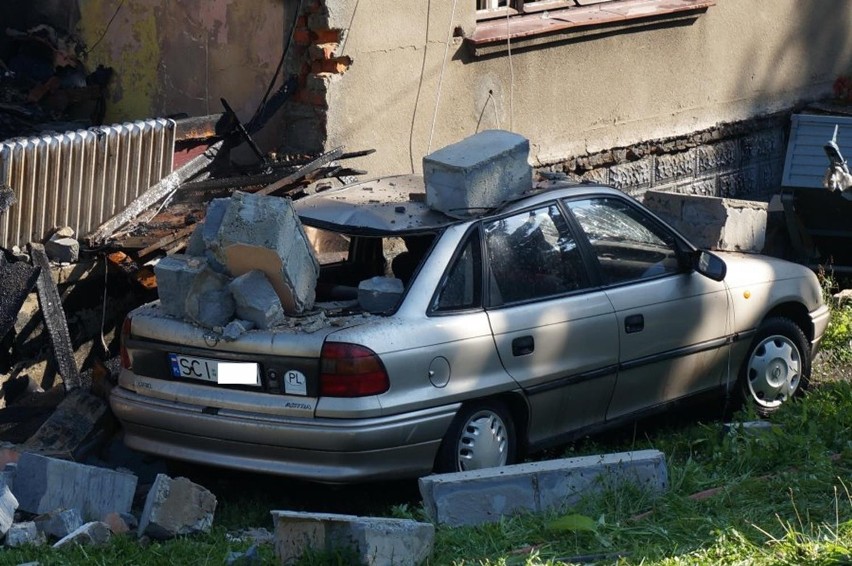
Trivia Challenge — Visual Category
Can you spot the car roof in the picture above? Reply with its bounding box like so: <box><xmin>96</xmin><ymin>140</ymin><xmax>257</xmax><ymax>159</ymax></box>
<box><xmin>294</xmin><ymin>174</ymin><xmax>629</xmax><ymax>235</ymax></box>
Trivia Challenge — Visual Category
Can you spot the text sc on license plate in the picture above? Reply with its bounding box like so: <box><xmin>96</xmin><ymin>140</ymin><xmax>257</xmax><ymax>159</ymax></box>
<box><xmin>168</xmin><ymin>354</ymin><xmax>259</xmax><ymax>386</ymax></box>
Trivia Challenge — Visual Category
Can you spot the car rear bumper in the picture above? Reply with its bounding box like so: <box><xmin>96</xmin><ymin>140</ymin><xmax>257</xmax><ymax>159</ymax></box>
<box><xmin>110</xmin><ymin>386</ymin><xmax>459</xmax><ymax>483</ymax></box>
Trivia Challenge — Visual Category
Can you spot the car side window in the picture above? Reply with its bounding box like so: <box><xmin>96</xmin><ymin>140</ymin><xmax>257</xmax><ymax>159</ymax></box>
<box><xmin>564</xmin><ymin>197</ymin><xmax>681</xmax><ymax>285</ymax></box>
<box><xmin>484</xmin><ymin>204</ymin><xmax>587</xmax><ymax>305</ymax></box>
<box><xmin>433</xmin><ymin>232</ymin><xmax>481</xmax><ymax>311</ymax></box>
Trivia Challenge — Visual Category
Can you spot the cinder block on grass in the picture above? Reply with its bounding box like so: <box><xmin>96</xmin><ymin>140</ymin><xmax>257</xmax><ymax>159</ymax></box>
<box><xmin>424</xmin><ymin>130</ymin><xmax>532</xmax><ymax>218</ymax></box>
<box><xmin>418</xmin><ymin>450</ymin><xmax>668</xmax><ymax>526</ymax></box>
<box><xmin>272</xmin><ymin>510</ymin><xmax>434</xmax><ymax>566</ymax></box>
<box><xmin>13</xmin><ymin>453</ymin><xmax>137</xmax><ymax>521</ymax></box>
<box><xmin>138</xmin><ymin>474</ymin><xmax>217</xmax><ymax>539</ymax></box>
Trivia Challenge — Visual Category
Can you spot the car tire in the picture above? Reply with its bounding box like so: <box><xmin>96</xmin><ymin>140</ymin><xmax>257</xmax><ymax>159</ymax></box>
<box><xmin>434</xmin><ymin>401</ymin><xmax>516</xmax><ymax>473</ymax></box>
<box><xmin>740</xmin><ymin>317</ymin><xmax>810</xmax><ymax>416</ymax></box>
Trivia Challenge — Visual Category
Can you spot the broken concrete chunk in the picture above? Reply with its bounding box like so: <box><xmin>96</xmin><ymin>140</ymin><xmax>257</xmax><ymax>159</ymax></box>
<box><xmin>14</xmin><ymin>453</ymin><xmax>137</xmax><ymax>521</ymax></box>
<box><xmin>229</xmin><ymin>270</ymin><xmax>285</xmax><ymax>329</ymax></box>
<box><xmin>102</xmin><ymin>511</ymin><xmax>131</xmax><ymax>535</ymax></box>
<box><xmin>184</xmin><ymin>268</ymin><xmax>235</xmax><ymax>329</ymax></box>
<box><xmin>35</xmin><ymin>508</ymin><xmax>84</xmax><ymax>540</ymax></box>
<box><xmin>272</xmin><ymin>511</ymin><xmax>435</xmax><ymax>566</ymax></box>
<box><xmin>52</xmin><ymin>226</ymin><xmax>75</xmax><ymax>239</ymax></box>
<box><xmin>215</xmin><ymin>191</ymin><xmax>319</xmax><ymax>314</ymax></box>
<box><xmin>138</xmin><ymin>474</ymin><xmax>217</xmax><ymax>540</ymax></box>
<box><xmin>185</xmin><ymin>224</ymin><xmax>205</xmax><ymax>257</ymax></box>
<box><xmin>52</xmin><ymin>521</ymin><xmax>112</xmax><ymax>548</ymax></box>
<box><xmin>200</xmin><ymin>197</ymin><xmax>231</xmax><ymax>251</ymax></box>
<box><xmin>153</xmin><ymin>255</ymin><xmax>206</xmax><ymax>318</ymax></box>
<box><xmin>0</xmin><ymin>478</ymin><xmax>18</xmax><ymax>537</ymax></box>
<box><xmin>424</xmin><ymin>130</ymin><xmax>532</xmax><ymax>218</ymax></box>
<box><xmin>44</xmin><ymin>237</ymin><xmax>80</xmax><ymax>263</ymax></box>
<box><xmin>223</xmin><ymin>319</ymin><xmax>256</xmax><ymax>341</ymax></box>
<box><xmin>5</xmin><ymin>521</ymin><xmax>45</xmax><ymax>547</ymax></box>
<box><xmin>358</xmin><ymin>277</ymin><xmax>404</xmax><ymax>313</ymax></box>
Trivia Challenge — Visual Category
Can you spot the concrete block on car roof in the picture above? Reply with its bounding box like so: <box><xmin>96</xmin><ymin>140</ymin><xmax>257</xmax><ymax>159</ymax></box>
<box><xmin>271</xmin><ymin>510</ymin><xmax>434</xmax><ymax>566</ymax></box>
<box><xmin>5</xmin><ymin>521</ymin><xmax>45</xmax><ymax>547</ymax></box>
<box><xmin>214</xmin><ymin>191</ymin><xmax>319</xmax><ymax>315</ymax></box>
<box><xmin>13</xmin><ymin>452</ymin><xmax>137</xmax><ymax>521</ymax></box>
<box><xmin>153</xmin><ymin>254</ymin><xmax>206</xmax><ymax>317</ymax></box>
<box><xmin>229</xmin><ymin>270</ymin><xmax>285</xmax><ymax>329</ymax></box>
<box><xmin>52</xmin><ymin>521</ymin><xmax>112</xmax><ymax>548</ymax></box>
<box><xmin>184</xmin><ymin>267</ymin><xmax>235</xmax><ymax>328</ymax></box>
<box><xmin>424</xmin><ymin>130</ymin><xmax>532</xmax><ymax>218</ymax></box>
<box><xmin>419</xmin><ymin>450</ymin><xmax>668</xmax><ymax>526</ymax></box>
<box><xmin>138</xmin><ymin>474</ymin><xmax>217</xmax><ymax>540</ymax></box>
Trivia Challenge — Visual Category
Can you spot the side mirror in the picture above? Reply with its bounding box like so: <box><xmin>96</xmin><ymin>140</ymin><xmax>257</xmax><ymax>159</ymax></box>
<box><xmin>694</xmin><ymin>250</ymin><xmax>726</xmax><ymax>281</ymax></box>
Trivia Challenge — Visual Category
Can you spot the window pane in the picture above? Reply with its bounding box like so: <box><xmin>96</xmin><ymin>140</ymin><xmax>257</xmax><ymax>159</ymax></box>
<box><xmin>565</xmin><ymin>197</ymin><xmax>681</xmax><ymax>285</ymax></box>
<box><xmin>435</xmin><ymin>234</ymin><xmax>480</xmax><ymax>311</ymax></box>
<box><xmin>484</xmin><ymin>204</ymin><xmax>586</xmax><ymax>305</ymax></box>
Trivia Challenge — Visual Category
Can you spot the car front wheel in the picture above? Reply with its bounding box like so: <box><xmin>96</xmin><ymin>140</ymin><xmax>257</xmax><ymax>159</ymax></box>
<box><xmin>741</xmin><ymin>317</ymin><xmax>810</xmax><ymax>416</ymax></box>
<box><xmin>435</xmin><ymin>401</ymin><xmax>516</xmax><ymax>473</ymax></box>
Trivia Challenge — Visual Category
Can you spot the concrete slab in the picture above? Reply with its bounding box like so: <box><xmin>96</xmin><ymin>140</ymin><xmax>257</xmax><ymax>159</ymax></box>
<box><xmin>419</xmin><ymin>450</ymin><xmax>668</xmax><ymax>526</ymax></box>
<box><xmin>229</xmin><ymin>270</ymin><xmax>285</xmax><ymax>329</ymax></box>
<box><xmin>153</xmin><ymin>255</ymin><xmax>206</xmax><ymax>318</ymax></box>
<box><xmin>184</xmin><ymin>267</ymin><xmax>235</xmax><ymax>329</ymax></box>
<box><xmin>5</xmin><ymin>521</ymin><xmax>44</xmax><ymax>547</ymax></box>
<box><xmin>424</xmin><ymin>130</ymin><xmax>532</xmax><ymax>218</ymax></box>
<box><xmin>272</xmin><ymin>510</ymin><xmax>434</xmax><ymax>566</ymax></box>
<box><xmin>13</xmin><ymin>453</ymin><xmax>137</xmax><ymax>521</ymax></box>
<box><xmin>138</xmin><ymin>474</ymin><xmax>217</xmax><ymax>539</ymax></box>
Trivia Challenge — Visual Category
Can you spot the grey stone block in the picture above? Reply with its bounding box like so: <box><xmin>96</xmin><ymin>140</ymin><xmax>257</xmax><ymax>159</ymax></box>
<box><xmin>229</xmin><ymin>270</ymin><xmax>285</xmax><ymax>329</ymax></box>
<box><xmin>34</xmin><ymin>508</ymin><xmax>84</xmax><ymax>539</ymax></box>
<box><xmin>272</xmin><ymin>510</ymin><xmax>434</xmax><ymax>566</ymax></box>
<box><xmin>655</xmin><ymin>150</ymin><xmax>696</xmax><ymax>183</ymax></box>
<box><xmin>0</xmin><ymin>478</ymin><xmax>18</xmax><ymax>537</ymax></box>
<box><xmin>44</xmin><ymin>237</ymin><xmax>79</xmax><ymax>263</ymax></box>
<box><xmin>358</xmin><ymin>276</ymin><xmax>403</xmax><ymax>313</ymax></box>
<box><xmin>52</xmin><ymin>521</ymin><xmax>112</xmax><ymax>548</ymax></box>
<box><xmin>138</xmin><ymin>474</ymin><xmax>217</xmax><ymax>540</ymax></box>
<box><xmin>418</xmin><ymin>450</ymin><xmax>668</xmax><ymax>526</ymax></box>
<box><xmin>697</xmin><ymin>140</ymin><xmax>740</xmax><ymax>173</ymax></box>
<box><xmin>184</xmin><ymin>267</ymin><xmax>235</xmax><ymax>329</ymax></box>
<box><xmin>215</xmin><ymin>191</ymin><xmax>319</xmax><ymax>315</ymax></box>
<box><xmin>424</xmin><ymin>130</ymin><xmax>531</xmax><ymax>218</ymax></box>
<box><xmin>644</xmin><ymin>190</ymin><xmax>767</xmax><ymax>252</ymax></box>
<box><xmin>153</xmin><ymin>255</ymin><xmax>206</xmax><ymax>317</ymax></box>
<box><xmin>607</xmin><ymin>157</ymin><xmax>652</xmax><ymax>190</ymax></box>
<box><xmin>5</xmin><ymin>521</ymin><xmax>45</xmax><ymax>547</ymax></box>
<box><xmin>13</xmin><ymin>453</ymin><xmax>137</xmax><ymax>521</ymax></box>
<box><xmin>185</xmin><ymin>224</ymin><xmax>205</xmax><ymax>256</ymax></box>
<box><xmin>223</xmin><ymin>319</ymin><xmax>256</xmax><ymax>341</ymax></box>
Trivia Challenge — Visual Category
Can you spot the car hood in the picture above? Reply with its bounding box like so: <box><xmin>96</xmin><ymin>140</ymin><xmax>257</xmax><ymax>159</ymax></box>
<box><xmin>716</xmin><ymin>252</ymin><xmax>823</xmax><ymax>310</ymax></box>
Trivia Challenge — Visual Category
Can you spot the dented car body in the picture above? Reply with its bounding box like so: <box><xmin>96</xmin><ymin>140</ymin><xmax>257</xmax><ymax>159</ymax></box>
<box><xmin>111</xmin><ymin>176</ymin><xmax>830</xmax><ymax>483</ymax></box>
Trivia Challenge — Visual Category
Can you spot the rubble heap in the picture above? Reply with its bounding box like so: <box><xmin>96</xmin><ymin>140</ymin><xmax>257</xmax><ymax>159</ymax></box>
<box><xmin>154</xmin><ymin>191</ymin><xmax>319</xmax><ymax>332</ymax></box>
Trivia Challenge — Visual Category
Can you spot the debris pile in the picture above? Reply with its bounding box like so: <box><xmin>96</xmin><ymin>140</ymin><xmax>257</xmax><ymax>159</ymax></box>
<box><xmin>0</xmin><ymin>25</ymin><xmax>112</xmax><ymax>140</ymax></box>
<box><xmin>154</xmin><ymin>191</ymin><xmax>319</xmax><ymax>334</ymax></box>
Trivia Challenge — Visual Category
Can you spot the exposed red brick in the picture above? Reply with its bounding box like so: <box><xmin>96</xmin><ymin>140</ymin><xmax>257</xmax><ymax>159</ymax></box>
<box><xmin>293</xmin><ymin>29</ymin><xmax>311</xmax><ymax>46</ymax></box>
<box><xmin>313</xmin><ymin>29</ymin><xmax>341</xmax><ymax>43</ymax></box>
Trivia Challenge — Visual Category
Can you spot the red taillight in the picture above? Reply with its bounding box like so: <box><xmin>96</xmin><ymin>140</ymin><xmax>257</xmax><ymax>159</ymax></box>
<box><xmin>119</xmin><ymin>317</ymin><xmax>133</xmax><ymax>370</ymax></box>
<box><xmin>319</xmin><ymin>342</ymin><xmax>389</xmax><ymax>397</ymax></box>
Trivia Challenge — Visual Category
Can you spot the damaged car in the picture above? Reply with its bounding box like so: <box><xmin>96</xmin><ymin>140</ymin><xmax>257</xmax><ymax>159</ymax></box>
<box><xmin>111</xmin><ymin>175</ymin><xmax>830</xmax><ymax>483</ymax></box>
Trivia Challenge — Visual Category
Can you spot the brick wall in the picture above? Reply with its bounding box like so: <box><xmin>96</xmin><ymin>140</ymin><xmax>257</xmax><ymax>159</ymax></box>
<box><xmin>544</xmin><ymin>113</ymin><xmax>790</xmax><ymax>202</ymax></box>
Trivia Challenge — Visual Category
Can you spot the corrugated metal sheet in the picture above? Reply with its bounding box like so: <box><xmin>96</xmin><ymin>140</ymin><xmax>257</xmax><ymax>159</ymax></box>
<box><xmin>782</xmin><ymin>113</ymin><xmax>852</xmax><ymax>189</ymax></box>
<box><xmin>0</xmin><ymin>118</ymin><xmax>175</xmax><ymax>249</ymax></box>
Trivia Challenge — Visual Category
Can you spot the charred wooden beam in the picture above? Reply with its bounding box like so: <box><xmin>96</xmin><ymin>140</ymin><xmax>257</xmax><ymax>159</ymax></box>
<box><xmin>256</xmin><ymin>146</ymin><xmax>345</xmax><ymax>197</ymax></box>
<box><xmin>30</xmin><ymin>243</ymin><xmax>81</xmax><ymax>391</ymax></box>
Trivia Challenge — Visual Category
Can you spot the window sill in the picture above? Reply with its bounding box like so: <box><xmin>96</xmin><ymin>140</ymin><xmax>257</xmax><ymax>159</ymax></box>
<box><xmin>469</xmin><ymin>0</ymin><xmax>716</xmax><ymax>55</ymax></box>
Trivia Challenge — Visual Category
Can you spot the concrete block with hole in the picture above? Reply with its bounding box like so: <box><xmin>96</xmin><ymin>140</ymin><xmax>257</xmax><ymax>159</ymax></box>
<box><xmin>418</xmin><ymin>450</ymin><xmax>668</xmax><ymax>526</ymax></box>
<box><xmin>423</xmin><ymin>130</ymin><xmax>532</xmax><ymax>218</ymax></box>
<box><xmin>272</xmin><ymin>510</ymin><xmax>434</xmax><ymax>566</ymax></box>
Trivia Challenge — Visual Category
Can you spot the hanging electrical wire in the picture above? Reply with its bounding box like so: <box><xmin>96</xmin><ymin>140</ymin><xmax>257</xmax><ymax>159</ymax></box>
<box><xmin>409</xmin><ymin>0</ymin><xmax>433</xmax><ymax>172</ymax></box>
<box><xmin>427</xmin><ymin>0</ymin><xmax>461</xmax><ymax>154</ymax></box>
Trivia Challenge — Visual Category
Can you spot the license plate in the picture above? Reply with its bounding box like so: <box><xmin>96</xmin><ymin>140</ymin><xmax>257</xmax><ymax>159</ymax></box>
<box><xmin>168</xmin><ymin>354</ymin><xmax>259</xmax><ymax>386</ymax></box>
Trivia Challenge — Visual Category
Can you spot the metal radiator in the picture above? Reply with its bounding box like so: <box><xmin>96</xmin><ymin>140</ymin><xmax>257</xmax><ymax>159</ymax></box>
<box><xmin>0</xmin><ymin>118</ymin><xmax>176</xmax><ymax>249</ymax></box>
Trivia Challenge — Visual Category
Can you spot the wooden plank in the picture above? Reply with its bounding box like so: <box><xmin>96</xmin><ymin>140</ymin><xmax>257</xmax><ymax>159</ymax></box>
<box><xmin>137</xmin><ymin>225</ymin><xmax>197</xmax><ymax>258</ymax></box>
<box><xmin>256</xmin><ymin>147</ymin><xmax>345</xmax><ymax>197</ymax></box>
<box><xmin>30</xmin><ymin>243</ymin><xmax>81</xmax><ymax>391</ymax></box>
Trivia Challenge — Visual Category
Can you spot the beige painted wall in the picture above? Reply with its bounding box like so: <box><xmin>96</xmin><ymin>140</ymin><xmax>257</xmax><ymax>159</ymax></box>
<box><xmin>77</xmin><ymin>0</ymin><xmax>286</xmax><ymax>136</ymax></box>
<box><xmin>321</xmin><ymin>1</ymin><xmax>852</xmax><ymax>177</ymax></box>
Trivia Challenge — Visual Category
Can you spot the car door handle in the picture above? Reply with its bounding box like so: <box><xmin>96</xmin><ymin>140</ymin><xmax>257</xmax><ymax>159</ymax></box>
<box><xmin>625</xmin><ymin>314</ymin><xmax>644</xmax><ymax>334</ymax></box>
<box><xmin>512</xmin><ymin>336</ymin><xmax>535</xmax><ymax>356</ymax></box>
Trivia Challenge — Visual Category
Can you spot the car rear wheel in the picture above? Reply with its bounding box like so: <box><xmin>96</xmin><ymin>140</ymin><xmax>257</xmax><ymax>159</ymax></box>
<box><xmin>741</xmin><ymin>317</ymin><xmax>810</xmax><ymax>416</ymax></box>
<box><xmin>435</xmin><ymin>401</ymin><xmax>516</xmax><ymax>473</ymax></box>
